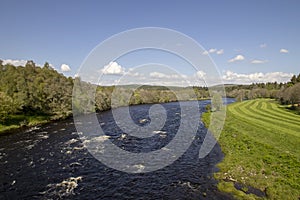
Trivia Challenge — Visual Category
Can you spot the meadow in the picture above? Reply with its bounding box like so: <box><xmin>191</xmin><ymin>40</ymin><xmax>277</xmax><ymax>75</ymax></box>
<box><xmin>202</xmin><ymin>99</ymin><xmax>300</xmax><ymax>200</ymax></box>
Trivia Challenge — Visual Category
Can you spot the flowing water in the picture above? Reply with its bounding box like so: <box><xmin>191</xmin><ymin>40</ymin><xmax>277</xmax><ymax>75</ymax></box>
<box><xmin>0</xmin><ymin>99</ymin><xmax>235</xmax><ymax>199</ymax></box>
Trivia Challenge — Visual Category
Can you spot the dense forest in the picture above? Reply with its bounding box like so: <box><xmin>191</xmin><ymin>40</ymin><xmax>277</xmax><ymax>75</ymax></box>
<box><xmin>0</xmin><ymin>60</ymin><xmax>299</xmax><ymax>125</ymax></box>
<box><xmin>0</xmin><ymin>60</ymin><xmax>73</xmax><ymax>123</ymax></box>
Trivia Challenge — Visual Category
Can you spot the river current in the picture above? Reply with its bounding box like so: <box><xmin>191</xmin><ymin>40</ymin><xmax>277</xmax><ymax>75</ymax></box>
<box><xmin>0</xmin><ymin>99</ymin><xmax>235</xmax><ymax>199</ymax></box>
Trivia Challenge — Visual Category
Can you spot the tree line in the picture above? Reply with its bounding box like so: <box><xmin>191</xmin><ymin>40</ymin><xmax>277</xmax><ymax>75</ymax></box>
<box><xmin>225</xmin><ymin>74</ymin><xmax>300</xmax><ymax>109</ymax></box>
<box><xmin>0</xmin><ymin>59</ymin><xmax>299</xmax><ymax>123</ymax></box>
<box><xmin>0</xmin><ymin>60</ymin><xmax>209</xmax><ymax>123</ymax></box>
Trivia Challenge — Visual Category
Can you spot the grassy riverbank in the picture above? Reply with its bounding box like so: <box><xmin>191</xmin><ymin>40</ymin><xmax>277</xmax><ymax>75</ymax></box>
<box><xmin>202</xmin><ymin>99</ymin><xmax>300</xmax><ymax>199</ymax></box>
<box><xmin>0</xmin><ymin>114</ymin><xmax>50</xmax><ymax>133</ymax></box>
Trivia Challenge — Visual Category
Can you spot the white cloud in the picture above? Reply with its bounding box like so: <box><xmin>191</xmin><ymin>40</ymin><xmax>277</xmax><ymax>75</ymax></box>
<box><xmin>222</xmin><ymin>70</ymin><xmax>293</xmax><ymax>84</ymax></box>
<box><xmin>196</xmin><ymin>71</ymin><xmax>206</xmax><ymax>78</ymax></box>
<box><xmin>101</xmin><ymin>61</ymin><xmax>125</xmax><ymax>75</ymax></box>
<box><xmin>209</xmin><ymin>48</ymin><xmax>217</xmax><ymax>53</ymax></box>
<box><xmin>260</xmin><ymin>43</ymin><xmax>267</xmax><ymax>48</ymax></box>
<box><xmin>1</xmin><ymin>59</ymin><xmax>48</xmax><ymax>67</ymax></box>
<box><xmin>149</xmin><ymin>72</ymin><xmax>183</xmax><ymax>79</ymax></box>
<box><xmin>61</xmin><ymin>64</ymin><xmax>71</xmax><ymax>72</ymax></box>
<box><xmin>228</xmin><ymin>54</ymin><xmax>245</xmax><ymax>63</ymax></box>
<box><xmin>202</xmin><ymin>51</ymin><xmax>209</xmax><ymax>55</ymax></box>
<box><xmin>216</xmin><ymin>49</ymin><xmax>224</xmax><ymax>55</ymax></box>
<box><xmin>251</xmin><ymin>59</ymin><xmax>268</xmax><ymax>64</ymax></box>
<box><xmin>2</xmin><ymin>59</ymin><xmax>27</xmax><ymax>66</ymax></box>
<box><xmin>150</xmin><ymin>72</ymin><xmax>168</xmax><ymax>78</ymax></box>
<box><xmin>202</xmin><ymin>48</ymin><xmax>223</xmax><ymax>55</ymax></box>
<box><xmin>280</xmin><ymin>48</ymin><xmax>289</xmax><ymax>53</ymax></box>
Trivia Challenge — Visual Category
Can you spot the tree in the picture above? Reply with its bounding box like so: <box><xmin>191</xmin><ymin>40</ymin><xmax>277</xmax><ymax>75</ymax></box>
<box><xmin>291</xmin><ymin>75</ymin><xmax>297</xmax><ymax>85</ymax></box>
<box><xmin>290</xmin><ymin>83</ymin><xmax>300</xmax><ymax>108</ymax></box>
<box><xmin>43</xmin><ymin>62</ymin><xmax>52</xmax><ymax>70</ymax></box>
<box><xmin>297</xmin><ymin>73</ymin><xmax>300</xmax><ymax>83</ymax></box>
<box><xmin>0</xmin><ymin>92</ymin><xmax>17</xmax><ymax>123</ymax></box>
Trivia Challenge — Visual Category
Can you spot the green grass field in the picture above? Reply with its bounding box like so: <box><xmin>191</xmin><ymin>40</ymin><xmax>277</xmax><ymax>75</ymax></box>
<box><xmin>0</xmin><ymin>114</ymin><xmax>50</xmax><ymax>133</ymax></box>
<box><xmin>202</xmin><ymin>99</ymin><xmax>300</xmax><ymax>200</ymax></box>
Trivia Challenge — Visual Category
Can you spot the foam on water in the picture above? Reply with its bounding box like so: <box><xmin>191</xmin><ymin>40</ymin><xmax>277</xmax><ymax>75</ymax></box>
<box><xmin>41</xmin><ymin>176</ymin><xmax>82</xmax><ymax>198</ymax></box>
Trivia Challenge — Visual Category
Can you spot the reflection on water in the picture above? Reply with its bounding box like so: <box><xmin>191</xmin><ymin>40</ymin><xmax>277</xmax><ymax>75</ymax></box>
<box><xmin>0</xmin><ymin>100</ymin><xmax>234</xmax><ymax>199</ymax></box>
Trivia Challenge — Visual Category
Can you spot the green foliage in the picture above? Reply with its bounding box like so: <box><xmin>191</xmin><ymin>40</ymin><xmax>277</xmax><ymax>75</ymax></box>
<box><xmin>0</xmin><ymin>114</ymin><xmax>50</xmax><ymax>132</ymax></box>
<box><xmin>202</xmin><ymin>99</ymin><xmax>300</xmax><ymax>199</ymax></box>
<box><xmin>224</xmin><ymin>73</ymin><xmax>300</xmax><ymax>103</ymax></box>
<box><xmin>278</xmin><ymin>82</ymin><xmax>300</xmax><ymax>106</ymax></box>
<box><xmin>0</xmin><ymin>92</ymin><xmax>17</xmax><ymax>123</ymax></box>
<box><xmin>0</xmin><ymin>61</ymin><xmax>72</xmax><ymax>120</ymax></box>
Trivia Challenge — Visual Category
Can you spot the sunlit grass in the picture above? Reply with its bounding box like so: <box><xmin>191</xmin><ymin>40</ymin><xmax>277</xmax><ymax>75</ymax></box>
<box><xmin>202</xmin><ymin>99</ymin><xmax>300</xmax><ymax>200</ymax></box>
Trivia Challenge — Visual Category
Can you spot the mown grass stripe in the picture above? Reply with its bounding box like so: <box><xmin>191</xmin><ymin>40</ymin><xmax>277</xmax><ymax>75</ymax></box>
<box><xmin>234</xmin><ymin>107</ymin><xmax>300</xmax><ymax>139</ymax></box>
<box><xmin>244</xmin><ymin>101</ymin><xmax>300</xmax><ymax>131</ymax></box>
<box><xmin>264</xmin><ymin>100</ymin><xmax>300</xmax><ymax>122</ymax></box>
<box><xmin>227</xmin><ymin>106</ymin><xmax>300</xmax><ymax>162</ymax></box>
<box><xmin>226</xmin><ymin>112</ymin><xmax>300</xmax><ymax>156</ymax></box>
<box><xmin>259</xmin><ymin>101</ymin><xmax>300</xmax><ymax>126</ymax></box>
<box><xmin>230</xmin><ymin>101</ymin><xmax>300</xmax><ymax>137</ymax></box>
<box><xmin>252</xmin><ymin>100</ymin><xmax>300</xmax><ymax>128</ymax></box>
<box><xmin>269</xmin><ymin>100</ymin><xmax>300</xmax><ymax>119</ymax></box>
<box><xmin>228</xmin><ymin>106</ymin><xmax>299</xmax><ymax>142</ymax></box>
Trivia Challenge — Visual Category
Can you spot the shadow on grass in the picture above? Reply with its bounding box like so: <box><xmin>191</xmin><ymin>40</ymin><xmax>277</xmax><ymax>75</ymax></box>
<box><xmin>0</xmin><ymin>114</ymin><xmax>51</xmax><ymax>133</ymax></box>
<box><xmin>284</xmin><ymin>105</ymin><xmax>300</xmax><ymax>115</ymax></box>
<box><xmin>4</xmin><ymin>114</ymin><xmax>49</xmax><ymax>125</ymax></box>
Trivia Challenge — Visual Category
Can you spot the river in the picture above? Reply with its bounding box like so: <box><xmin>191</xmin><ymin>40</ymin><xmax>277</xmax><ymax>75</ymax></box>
<box><xmin>0</xmin><ymin>99</ymin><xmax>235</xmax><ymax>199</ymax></box>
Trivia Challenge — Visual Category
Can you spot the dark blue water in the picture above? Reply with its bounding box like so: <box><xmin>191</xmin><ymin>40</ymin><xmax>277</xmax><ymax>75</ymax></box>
<box><xmin>0</xmin><ymin>100</ymin><xmax>234</xmax><ymax>199</ymax></box>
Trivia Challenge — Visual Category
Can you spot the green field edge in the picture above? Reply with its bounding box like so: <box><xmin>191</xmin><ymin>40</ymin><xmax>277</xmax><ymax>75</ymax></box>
<box><xmin>202</xmin><ymin>99</ymin><xmax>300</xmax><ymax>200</ymax></box>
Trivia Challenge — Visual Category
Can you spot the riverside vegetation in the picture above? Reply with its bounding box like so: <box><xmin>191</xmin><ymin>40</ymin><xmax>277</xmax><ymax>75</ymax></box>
<box><xmin>0</xmin><ymin>60</ymin><xmax>209</xmax><ymax>132</ymax></box>
<box><xmin>202</xmin><ymin>99</ymin><xmax>300</xmax><ymax>199</ymax></box>
<box><xmin>0</xmin><ymin>60</ymin><xmax>299</xmax><ymax>132</ymax></box>
<box><xmin>0</xmin><ymin>60</ymin><xmax>300</xmax><ymax>199</ymax></box>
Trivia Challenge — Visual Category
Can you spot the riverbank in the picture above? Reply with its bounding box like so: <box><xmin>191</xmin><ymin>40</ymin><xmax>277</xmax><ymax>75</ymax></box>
<box><xmin>0</xmin><ymin>97</ymin><xmax>212</xmax><ymax>135</ymax></box>
<box><xmin>0</xmin><ymin>114</ymin><xmax>68</xmax><ymax>134</ymax></box>
<box><xmin>202</xmin><ymin>99</ymin><xmax>300</xmax><ymax>199</ymax></box>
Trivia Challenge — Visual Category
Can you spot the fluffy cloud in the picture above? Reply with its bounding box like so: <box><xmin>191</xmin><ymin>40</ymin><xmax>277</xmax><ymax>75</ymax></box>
<box><xmin>260</xmin><ymin>43</ymin><xmax>267</xmax><ymax>48</ymax></box>
<box><xmin>222</xmin><ymin>71</ymin><xmax>293</xmax><ymax>84</ymax></box>
<box><xmin>150</xmin><ymin>72</ymin><xmax>168</xmax><ymax>78</ymax></box>
<box><xmin>280</xmin><ymin>48</ymin><xmax>289</xmax><ymax>53</ymax></box>
<box><xmin>2</xmin><ymin>59</ymin><xmax>27</xmax><ymax>66</ymax></box>
<box><xmin>228</xmin><ymin>54</ymin><xmax>245</xmax><ymax>63</ymax></box>
<box><xmin>209</xmin><ymin>48</ymin><xmax>217</xmax><ymax>53</ymax></box>
<box><xmin>202</xmin><ymin>51</ymin><xmax>209</xmax><ymax>55</ymax></box>
<box><xmin>61</xmin><ymin>64</ymin><xmax>71</xmax><ymax>72</ymax></box>
<box><xmin>251</xmin><ymin>59</ymin><xmax>268</xmax><ymax>64</ymax></box>
<box><xmin>101</xmin><ymin>61</ymin><xmax>125</xmax><ymax>75</ymax></box>
<box><xmin>216</xmin><ymin>49</ymin><xmax>224</xmax><ymax>55</ymax></box>
<box><xmin>202</xmin><ymin>48</ymin><xmax>224</xmax><ymax>55</ymax></box>
<box><xmin>195</xmin><ymin>71</ymin><xmax>206</xmax><ymax>78</ymax></box>
<box><xmin>149</xmin><ymin>72</ymin><xmax>183</xmax><ymax>79</ymax></box>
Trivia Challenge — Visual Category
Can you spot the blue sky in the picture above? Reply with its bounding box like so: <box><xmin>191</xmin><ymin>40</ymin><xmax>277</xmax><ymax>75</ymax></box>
<box><xmin>0</xmin><ymin>0</ymin><xmax>299</xmax><ymax>85</ymax></box>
